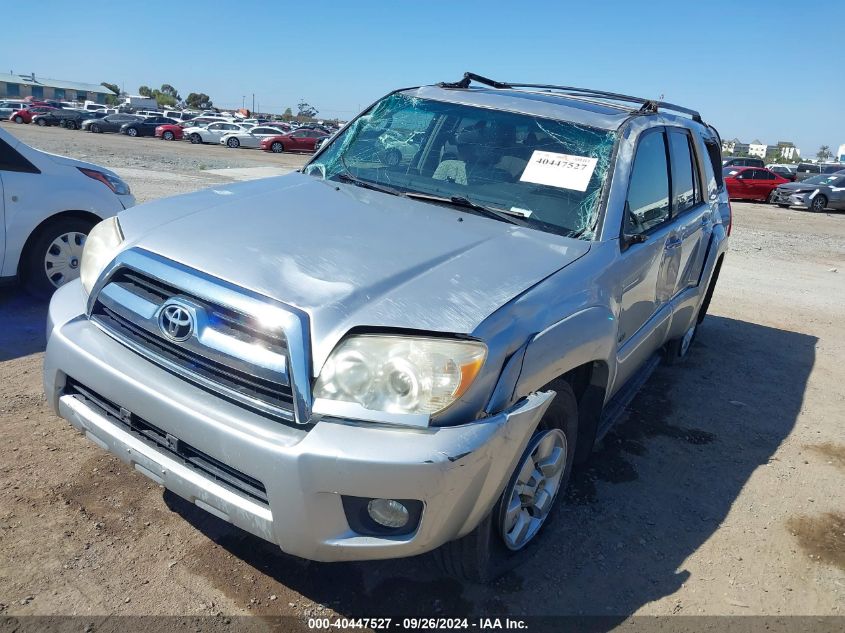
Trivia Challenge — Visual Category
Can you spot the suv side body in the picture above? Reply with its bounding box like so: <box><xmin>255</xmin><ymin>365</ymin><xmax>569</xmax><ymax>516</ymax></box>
<box><xmin>43</xmin><ymin>80</ymin><xmax>728</xmax><ymax>573</ymax></box>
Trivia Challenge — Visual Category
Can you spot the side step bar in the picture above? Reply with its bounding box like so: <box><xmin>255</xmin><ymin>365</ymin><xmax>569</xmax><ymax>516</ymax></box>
<box><xmin>595</xmin><ymin>353</ymin><xmax>661</xmax><ymax>441</ymax></box>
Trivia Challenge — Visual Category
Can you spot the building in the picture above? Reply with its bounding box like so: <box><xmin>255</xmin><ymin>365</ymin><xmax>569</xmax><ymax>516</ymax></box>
<box><xmin>722</xmin><ymin>138</ymin><xmax>750</xmax><ymax>155</ymax></box>
<box><xmin>748</xmin><ymin>140</ymin><xmax>768</xmax><ymax>158</ymax></box>
<box><xmin>837</xmin><ymin>144</ymin><xmax>845</xmax><ymax>162</ymax></box>
<box><xmin>723</xmin><ymin>138</ymin><xmax>800</xmax><ymax>161</ymax></box>
<box><xmin>0</xmin><ymin>72</ymin><xmax>116</xmax><ymax>104</ymax></box>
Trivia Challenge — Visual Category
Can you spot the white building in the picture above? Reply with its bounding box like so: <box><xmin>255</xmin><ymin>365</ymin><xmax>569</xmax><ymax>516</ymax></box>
<box><xmin>838</xmin><ymin>144</ymin><xmax>845</xmax><ymax>162</ymax></box>
<box><xmin>748</xmin><ymin>140</ymin><xmax>768</xmax><ymax>158</ymax></box>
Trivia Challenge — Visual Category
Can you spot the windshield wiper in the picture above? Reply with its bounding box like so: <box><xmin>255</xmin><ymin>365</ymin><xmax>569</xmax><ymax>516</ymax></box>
<box><xmin>402</xmin><ymin>192</ymin><xmax>527</xmax><ymax>226</ymax></box>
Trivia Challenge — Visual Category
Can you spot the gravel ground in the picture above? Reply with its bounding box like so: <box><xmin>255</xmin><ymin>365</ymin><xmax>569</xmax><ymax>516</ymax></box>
<box><xmin>0</xmin><ymin>122</ymin><xmax>843</xmax><ymax>626</ymax></box>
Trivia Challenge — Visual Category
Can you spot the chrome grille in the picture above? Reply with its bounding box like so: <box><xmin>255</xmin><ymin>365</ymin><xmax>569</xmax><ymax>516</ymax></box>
<box><xmin>91</xmin><ymin>266</ymin><xmax>296</xmax><ymax>422</ymax></box>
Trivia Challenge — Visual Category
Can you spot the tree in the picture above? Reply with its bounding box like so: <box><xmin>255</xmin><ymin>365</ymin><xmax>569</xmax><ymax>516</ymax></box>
<box><xmin>138</xmin><ymin>85</ymin><xmax>152</xmax><ymax>97</ymax></box>
<box><xmin>297</xmin><ymin>100</ymin><xmax>318</xmax><ymax>119</ymax></box>
<box><xmin>282</xmin><ymin>107</ymin><xmax>293</xmax><ymax>121</ymax></box>
<box><xmin>816</xmin><ymin>145</ymin><xmax>832</xmax><ymax>161</ymax></box>
<box><xmin>160</xmin><ymin>84</ymin><xmax>180</xmax><ymax>100</ymax></box>
<box><xmin>100</xmin><ymin>82</ymin><xmax>120</xmax><ymax>105</ymax></box>
<box><xmin>186</xmin><ymin>92</ymin><xmax>213</xmax><ymax>109</ymax></box>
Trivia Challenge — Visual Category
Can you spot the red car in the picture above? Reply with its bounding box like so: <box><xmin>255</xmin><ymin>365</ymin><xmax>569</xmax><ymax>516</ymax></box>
<box><xmin>723</xmin><ymin>166</ymin><xmax>789</xmax><ymax>202</ymax></box>
<box><xmin>260</xmin><ymin>129</ymin><xmax>329</xmax><ymax>153</ymax></box>
<box><xmin>155</xmin><ymin>120</ymin><xmax>198</xmax><ymax>141</ymax></box>
<box><xmin>9</xmin><ymin>105</ymin><xmax>56</xmax><ymax>124</ymax></box>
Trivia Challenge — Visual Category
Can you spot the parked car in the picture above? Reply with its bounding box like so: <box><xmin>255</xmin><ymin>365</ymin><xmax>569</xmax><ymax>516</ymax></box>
<box><xmin>722</xmin><ymin>156</ymin><xmax>765</xmax><ymax>168</ymax></box>
<box><xmin>794</xmin><ymin>162</ymin><xmax>845</xmax><ymax>182</ymax></box>
<box><xmin>31</xmin><ymin>109</ymin><xmax>93</xmax><ymax>130</ymax></box>
<box><xmin>723</xmin><ymin>166</ymin><xmax>789</xmax><ymax>201</ymax></box>
<box><xmin>154</xmin><ymin>120</ymin><xmax>202</xmax><ymax>141</ymax></box>
<box><xmin>9</xmin><ymin>106</ymin><xmax>56</xmax><ymax>124</ymax></box>
<box><xmin>183</xmin><ymin>121</ymin><xmax>253</xmax><ymax>144</ymax></box>
<box><xmin>0</xmin><ymin>126</ymin><xmax>135</xmax><ymax>296</ymax></box>
<box><xmin>770</xmin><ymin>173</ymin><xmax>845</xmax><ymax>212</ymax></box>
<box><xmin>219</xmin><ymin>126</ymin><xmax>292</xmax><ymax>149</ymax></box>
<box><xmin>765</xmin><ymin>164</ymin><xmax>796</xmax><ymax>181</ymax></box>
<box><xmin>81</xmin><ymin>113</ymin><xmax>143</xmax><ymax>134</ymax></box>
<box><xmin>120</xmin><ymin>116</ymin><xmax>178</xmax><ymax>138</ymax></box>
<box><xmin>260</xmin><ymin>128</ymin><xmax>329</xmax><ymax>153</ymax></box>
<box><xmin>43</xmin><ymin>73</ymin><xmax>728</xmax><ymax>582</ymax></box>
<box><xmin>0</xmin><ymin>100</ymin><xmax>30</xmax><ymax>119</ymax></box>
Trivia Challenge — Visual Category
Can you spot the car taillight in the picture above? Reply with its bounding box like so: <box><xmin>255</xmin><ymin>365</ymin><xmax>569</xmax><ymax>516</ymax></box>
<box><xmin>727</xmin><ymin>200</ymin><xmax>733</xmax><ymax>236</ymax></box>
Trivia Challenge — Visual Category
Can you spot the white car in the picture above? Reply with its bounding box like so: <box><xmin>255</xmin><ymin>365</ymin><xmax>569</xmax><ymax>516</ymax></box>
<box><xmin>219</xmin><ymin>126</ymin><xmax>290</xmax><ymax>149</ymax></box>
<box><xmin>0</xmin><ymin>126</ymin><xmax>135</xmax><ymax>296</ymax></box>
<box><xmin>183</xmin><ymin>121</ymin><xmax>254</xmax><ymax>145</ymax></box>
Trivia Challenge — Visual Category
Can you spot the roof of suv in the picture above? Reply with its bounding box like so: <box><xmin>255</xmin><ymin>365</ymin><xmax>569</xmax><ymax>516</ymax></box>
<box><xmin>401</xmin><ymin>72</ymin><xmax>709</xmax><ymax>133</ymax></box>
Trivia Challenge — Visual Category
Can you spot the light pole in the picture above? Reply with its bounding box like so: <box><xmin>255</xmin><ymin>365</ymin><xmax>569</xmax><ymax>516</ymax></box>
<box><xmin>242</xmin><ymin>95</ymin><xmax>245</xmax><ymax>109</ymax></box>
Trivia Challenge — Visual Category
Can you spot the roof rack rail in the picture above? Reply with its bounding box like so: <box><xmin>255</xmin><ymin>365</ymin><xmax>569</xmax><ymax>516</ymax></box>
<box><xmin>438</xmin><ymin>72</ymin><xmax>703</xmax><ymax>123</ymax></box>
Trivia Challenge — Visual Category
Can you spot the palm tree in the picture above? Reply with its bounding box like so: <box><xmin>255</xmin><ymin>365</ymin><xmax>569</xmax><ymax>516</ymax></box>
<box><xmin>816</xmin><ymin>145</ymin><xmax>832</xmax><ymax>161</ymax></box>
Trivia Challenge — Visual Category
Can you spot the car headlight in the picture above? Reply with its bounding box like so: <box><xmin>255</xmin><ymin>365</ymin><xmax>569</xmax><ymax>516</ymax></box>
<box><xmin>80</xmin><ymin>216</ymin><xmax>124</xmax><ymax>295</ymax></box>
<box><xmin>313</xmin><ymin>335</ymin><xmax>487</xmax><ymax>417</ymax></box>
<box><xmin>78</xmin><ymin>167</ymin><xmax>131</xmax><ymax>195</ymax></box>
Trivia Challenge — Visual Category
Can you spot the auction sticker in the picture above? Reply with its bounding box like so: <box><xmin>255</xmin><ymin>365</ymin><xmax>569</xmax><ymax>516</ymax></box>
<box><xmin>519</xmin><ymin>151</ymin><xmax>597</xmax><ymax>191</ymax></box>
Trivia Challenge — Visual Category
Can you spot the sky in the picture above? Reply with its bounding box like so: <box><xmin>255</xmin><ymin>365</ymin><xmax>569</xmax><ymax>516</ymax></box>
<box><xmin>2</xmin><ymin>0</ymin><xmax>842</xmax><ymax>155</ymax></box>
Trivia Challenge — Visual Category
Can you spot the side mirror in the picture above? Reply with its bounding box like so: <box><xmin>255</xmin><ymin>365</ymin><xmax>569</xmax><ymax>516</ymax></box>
<box><xmin>622</xmin><ymin>232</ymin><xmax>649</xmax><ymax>250</ymax></box>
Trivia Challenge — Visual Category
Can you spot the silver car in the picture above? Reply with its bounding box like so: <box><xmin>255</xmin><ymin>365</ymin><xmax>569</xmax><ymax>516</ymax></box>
<box><xmin>771</xmin><ymin>172</ymin><xmax>845</xmax><ymax>211</ymax></box>
<box><xmin>44</xmin><ymin>72</ymin><xmax>729</xmax><ymax>581</ymax></box>
<box><xmin>219</xmin><ymin>126</ymin><xmax>289</xmax><ymax>149</ymax></box>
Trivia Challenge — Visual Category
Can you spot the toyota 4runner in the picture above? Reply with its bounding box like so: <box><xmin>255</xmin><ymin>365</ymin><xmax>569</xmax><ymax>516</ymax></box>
<box><xmin>44</xmin><ymin>72</ymin><xmax>730</xmax><ymax>581</ymax></box>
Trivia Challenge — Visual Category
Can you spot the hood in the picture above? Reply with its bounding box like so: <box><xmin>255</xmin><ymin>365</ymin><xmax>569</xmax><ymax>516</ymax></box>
<box><xmin>777</xmin><ymin>181</ymin><xmax>822</xmax><ymax>192</ymax></box>
<box><xmin>117</xmin><ymin>173</ymin><xmax>590</xmax><ymax>367</ymax></box>
<box><xmin>46</xmin><ymin>153</ymin><xmax>122</xmax><ymax>180</ymax></box>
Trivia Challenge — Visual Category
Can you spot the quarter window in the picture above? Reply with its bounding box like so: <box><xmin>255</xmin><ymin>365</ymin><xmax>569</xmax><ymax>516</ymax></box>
<box><xmin>626</xmin><ymin>130</ymin><xmax>670</xmax><ymax>234</ymax></box>
<box><xmin>668</xmin><ymin>129</ymin><xmax>699</xmax><ymax>214</ymax></box>
<box><xmin>0</xmin><ymin>138</ymin><xmax>39</xmax><ymax>173</ymax></box>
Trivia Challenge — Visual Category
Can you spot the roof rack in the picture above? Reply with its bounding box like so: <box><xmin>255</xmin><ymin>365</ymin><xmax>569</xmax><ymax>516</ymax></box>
<box><xmin>438</xmin><ymin>72</ymin><xmax>703</xmax><ymax>123</ymax></box>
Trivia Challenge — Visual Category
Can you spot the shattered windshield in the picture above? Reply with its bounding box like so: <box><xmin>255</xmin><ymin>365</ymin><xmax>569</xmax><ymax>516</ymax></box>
<box><xmin>306</xmin><ymin>93</ymin><xmax>617</xmax><ymax>238</ymax></box>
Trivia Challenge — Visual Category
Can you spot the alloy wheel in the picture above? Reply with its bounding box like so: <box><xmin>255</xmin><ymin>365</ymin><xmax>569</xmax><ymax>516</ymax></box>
<box><xmin>43</xmin><ymin>232</ymin><xmax>86</xmax><ymax>288</ymax></box>
<box><xmin>498</xmin><ymin>428</ymin><xmax>567</xmax><ymax>551</ymax></box>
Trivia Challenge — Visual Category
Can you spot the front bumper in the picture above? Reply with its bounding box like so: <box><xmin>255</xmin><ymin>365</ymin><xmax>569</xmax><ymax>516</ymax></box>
<box><xmin>43</xmin><ymin>281</ymin><xmax>552</xmax><ymax>562</ymax></box>
<box><xmin>772</xmin><ymin>189</ymin><xmax>812</xmax><ymax>207</ymax></box>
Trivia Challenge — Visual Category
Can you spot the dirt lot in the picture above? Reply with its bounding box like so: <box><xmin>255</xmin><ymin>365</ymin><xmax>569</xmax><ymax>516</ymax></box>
<box><xmin>0</xmin><ymin>122</ymin><xmax>843</xmax><ymax>624</ymax></box>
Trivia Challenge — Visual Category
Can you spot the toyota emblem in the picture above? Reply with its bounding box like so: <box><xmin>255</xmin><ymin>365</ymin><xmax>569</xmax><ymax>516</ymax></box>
<box><xmin>158</xmin><ymin>302</ymin><xmax>194</xmax><ymax>342</ymax></box>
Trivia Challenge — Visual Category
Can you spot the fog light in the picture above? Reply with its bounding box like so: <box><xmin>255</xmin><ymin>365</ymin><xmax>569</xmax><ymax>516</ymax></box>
<box><xmin>367</xmin><ymin>498</ymin><xmax>409</xmax><ymax>529</ymax></box>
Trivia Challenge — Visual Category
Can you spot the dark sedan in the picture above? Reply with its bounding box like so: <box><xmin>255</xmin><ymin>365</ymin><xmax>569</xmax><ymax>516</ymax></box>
<box><xmin>770</xmin><ymin>173</ymin><xmax>845</xmax><ymax>212</ymax></box>
<box><xmin>120</xmin><ymin>116</ymin><xmax>178</xmax><ymax>137</ymax></box>
<box><xmin>82</xmin><ymin>113</ymin><xmax>143</xmax><ymax>134</ymax></box>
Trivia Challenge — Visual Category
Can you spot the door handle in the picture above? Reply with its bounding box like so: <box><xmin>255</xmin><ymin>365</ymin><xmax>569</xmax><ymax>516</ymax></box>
<box><xmin>664</xmin><ymin>237</ymin><xmax>683</xmax><ymax>250</ymax></box>
<box><xmin>700</xmin><ymin>216</ymin><xmax>711</xmax><ymax>227</ymax></box>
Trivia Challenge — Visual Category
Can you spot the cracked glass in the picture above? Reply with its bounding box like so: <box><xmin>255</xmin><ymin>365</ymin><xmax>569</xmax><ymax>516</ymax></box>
<box><xmin>306</xmin><ymin>93</ymin><xmax>617</xmax><ymax>238</ymax></box>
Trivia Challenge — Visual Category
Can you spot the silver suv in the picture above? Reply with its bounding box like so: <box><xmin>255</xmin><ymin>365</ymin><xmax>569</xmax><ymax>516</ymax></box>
<box><xmin>44</xmin><ymin>73</ymin><xmax>730</xmax><ymax>581</ymax></box>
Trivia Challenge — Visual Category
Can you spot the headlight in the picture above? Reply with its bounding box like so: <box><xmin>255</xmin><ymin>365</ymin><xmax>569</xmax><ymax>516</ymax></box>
<box><xmin>313</xmin><ymin>335</ymin><xmax>487</xmax><ymax>418</ymax></box>
<box><xmin>80</xmin><ymin>216</ymin><xmax>124</xmax><ymax>295</ymax></box>
<box><xmin>78</xmin><ymin>167</ymin><xmax>131</xmax><ymax>195</ymax></box>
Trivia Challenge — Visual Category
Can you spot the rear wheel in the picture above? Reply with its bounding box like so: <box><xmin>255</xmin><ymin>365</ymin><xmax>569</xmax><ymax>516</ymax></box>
<box><xmin>270</xmin><ymin>141</ymin><xmax>284</xmax><ymax>153</ymax></box>
<box><xmin>811</xmin><ymin>194</ymin><xmax>827</xmax><ymax>212</ymax></box>
<box><xmin>227</xmin><ymin>137</ymin><xmax>240</xmax><ymax>148</ymax></box>
<box><xmin>22</xmin><ymin>217</ymin><xmax>96</xmax><ymax>298</ymax></box>
<box><xmin>433</xmin><ymin>380</ymin><xmax>577</xmax><ymax>583</ymax></box>
<box><xmin>163</xmin><ymin>130</ymin><xmax>175</xmax><ymax>141</ymax></box>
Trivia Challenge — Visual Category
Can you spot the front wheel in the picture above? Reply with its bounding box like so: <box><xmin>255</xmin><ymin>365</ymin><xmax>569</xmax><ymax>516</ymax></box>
<box><xmin>163</xmin><ymin>130</ymin><xmax>174</xmax><ymax>141</ymax></box>
<box><xmin>190</xmin><ymin>133</ymin><xmax>202</xmax><ymax>144</ymax></box>
<box><xmin>36</xmin><ymin>118</ymin><xmax>47</xmax><ymax>126</ymax></box>
<box><xmin>227</xmin><ymin>137</ymin><xmax>240</xmax><ymax>148</ymax></box>
<box><xmin>766</xmin><ymin>191</ymin><xmax>777</xmax><ymax>204</ymax></box>
<box><xmin>90</xmin><ymin>124</ymin><xmax>100</xmax><ymax>133</ymax></box>
<box><xmin>13</xmin><ymin>115</ymin><xmax>24</xmax><ymax>124</ymax></box>
<box><xmin>22</xmin><ymin>217</ymin><xmax>96</xmax><ymax>298</ymax></box>
<box><xmin>270</xmin><ymin>141</ymin><xmax>284</xmax><ymax>153</ymax></box>
<box><xmin>777</xmin><ymin>204</ymin><xmax>789</xmax><ymax>209</ymax></box>
<box><xmin>433</xmin><ymin>381</ymin><xmax>577</xmax><ymax>583</ymax></box>
<box><xmin>66</xmin><ymin>121</ymin><xmax>77</xmax><ymax>130</ymax></box>
<box><xmin>127</xmin><ymin>127</ymin><xmax>138</xmax><ymax>137</ymax></box>
<box><xmin>811</xmin><ymin>194</ymin><xmax>827</xmax><ymax>212</ymax></box>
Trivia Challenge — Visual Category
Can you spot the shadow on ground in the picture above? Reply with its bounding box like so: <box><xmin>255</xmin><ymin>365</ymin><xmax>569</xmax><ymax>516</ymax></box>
<box><xmin>166</xmin><ymin>314</ymin><xmax>816</xmax><ymax>621</ymax></box>
<box><xmin>0</xmin><ymin>287</ymin><xmax>48</xmax><ymax>361</ymax></box>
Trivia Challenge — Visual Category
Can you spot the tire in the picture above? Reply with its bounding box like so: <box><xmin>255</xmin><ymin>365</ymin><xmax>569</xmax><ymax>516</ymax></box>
<box><xmin>766</xmin><ymin>191</ymin><xmax>777</xmax><ymax>204</ymax></box>
<box><xmin>163</xmin><ymin>130</ymin><xmax>174</xmax><ymax>141</ymax></box>
<box><xmin>777</xmin><ymin>204</ymin><xmax>789</xmax><ymax>209</ymax></box>
<box><xmin>127</xmin><ymin>127</ymin><xmax>138</xmax><ymax>137</ymax></box>
<box><xmin>270</xmin><ymin>141</ymin><xmax>284</xmax><ymax>153</ymax></box>
<box><xmin>66</xmin><ymin>121</ymin><xmax>77</xmax><ymax>130</ymax></box>
<box><xmin>810</xmin><ymin>194</ymin><xmax>827</xmax><ymax>212</ymax></box>
<box><xmin>22</xmin><ymin>217</ymin><xmax>96</xmax><ymax>299</ymax></box>
<box><xmin>36</xmin><ymin>118</ymin><xmax>47</xmax><ymax>126</ymax></box>
<box><xmin>432</xmin><ymin>380</ymin><xmax>578</xmax><ymax>583</ymax></box>
<box><xmin>227</xmin><ymin>137</ymin><xmax>240</xmax><ymax>148</ymax></box>
<box><xmin>90</xmin><ymin>124</ymin><xmax>100</xmax><ymax>133</ymax></box>
<box><xmin>190</xmin><ymin>133</ymin><xmax>202</xmax><ymax>144</ymax></box>
<box><xmin>13</xmin><ymin>115</ymin><xmax>24</xmax><ymax>124</ymax></box>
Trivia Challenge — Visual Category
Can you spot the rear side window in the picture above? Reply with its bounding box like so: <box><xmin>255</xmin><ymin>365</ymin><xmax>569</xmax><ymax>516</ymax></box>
<box><xmin>626</xmin><ymin>130</ymin><xmax>670</xmax><ymax>233</ymax></box>
<box><xmin>0</xmin><ymin>139</ymin><xmax>40</xmax><ymax>174</ymax></box>
<box><xmin>667</xmin><ymin>129</ymin><xmax>701</xmax><ymax>214</ymax></box>
<box><xmin>703</xmin><ymin>138</ymin><xmax>724</xmax><ymax>191</ymax></box>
